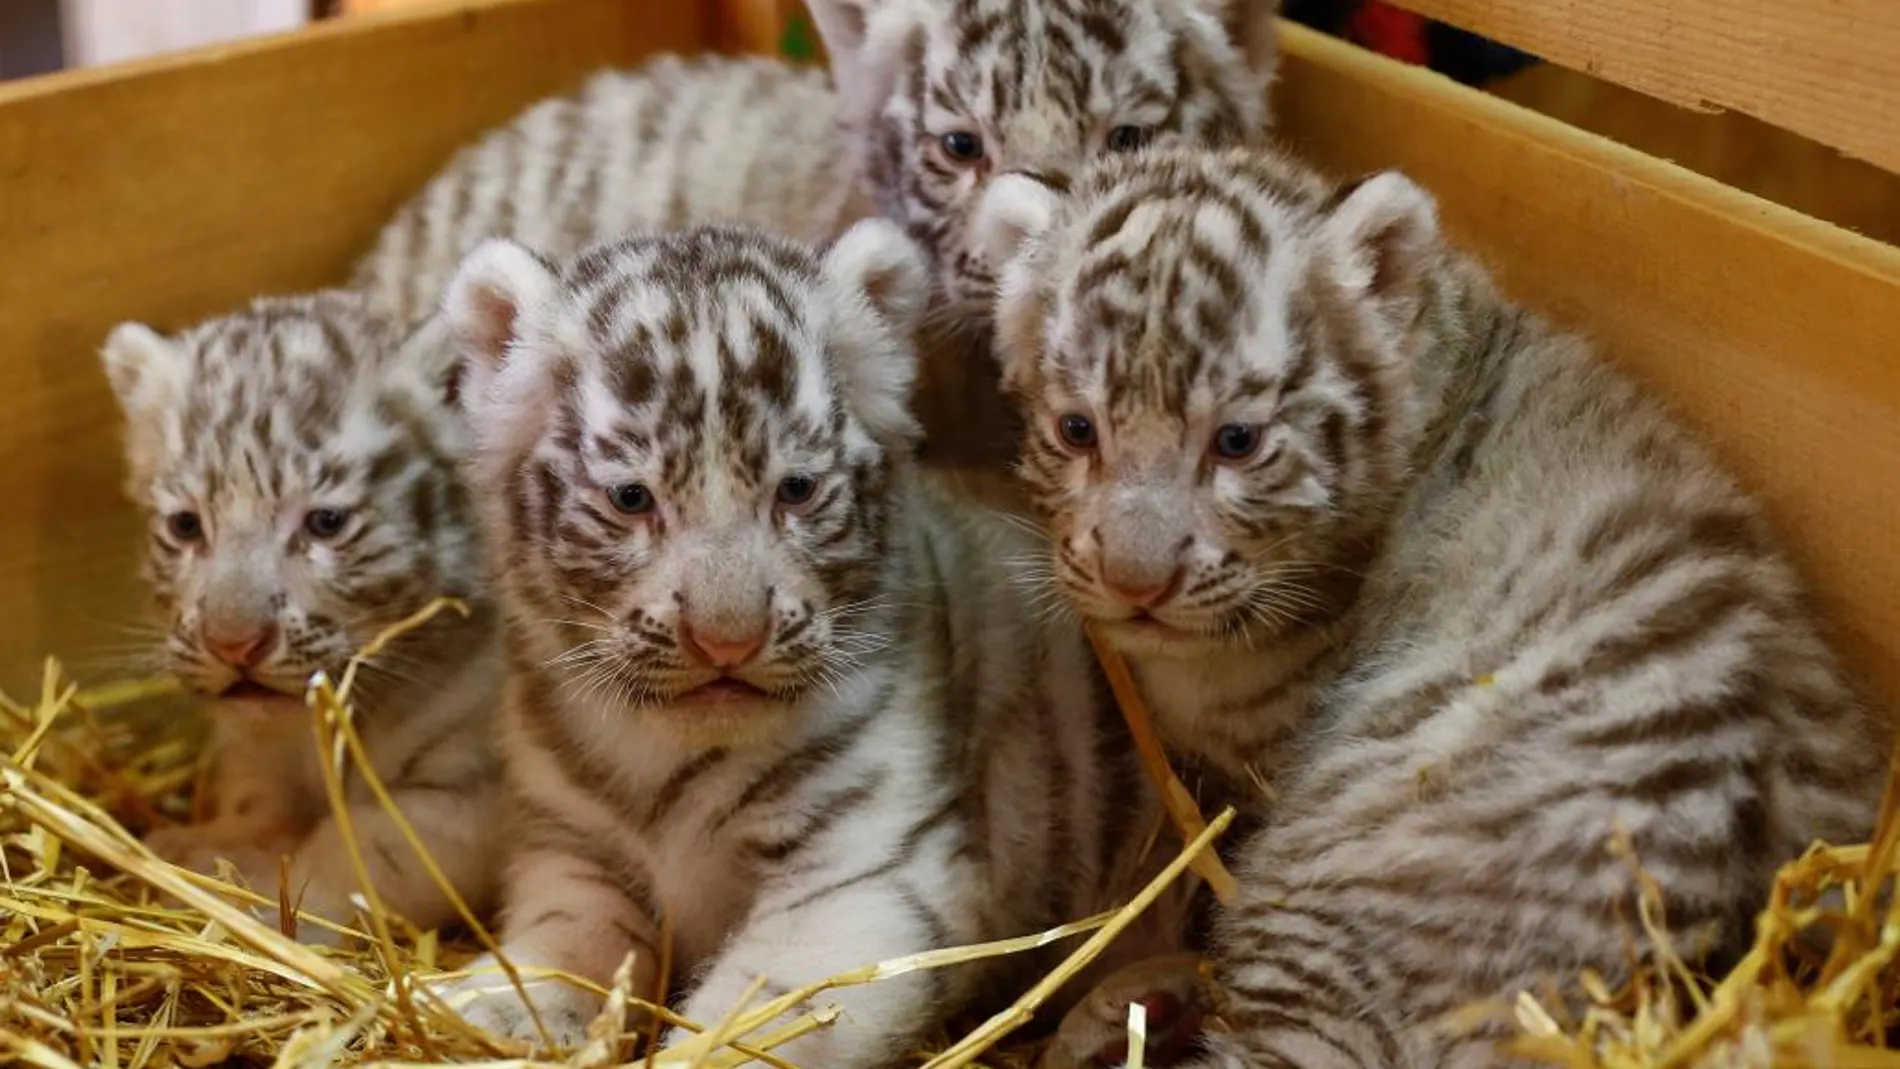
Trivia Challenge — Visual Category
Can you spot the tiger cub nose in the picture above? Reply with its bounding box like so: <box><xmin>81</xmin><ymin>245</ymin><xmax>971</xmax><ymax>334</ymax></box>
<box><xmin>1102</xmin><ymin>565</ymin><xmax>1185</xmax><ymax>610</ymax></box>
<box><xmin>204</xmin><ymin>622</ymin><xmax>278</xmax><ymax>669</ymax></box>
<box><xmin>680</xmin><ymin>624</ymin><xmax>766</xmax><ymax>669</ymax></box>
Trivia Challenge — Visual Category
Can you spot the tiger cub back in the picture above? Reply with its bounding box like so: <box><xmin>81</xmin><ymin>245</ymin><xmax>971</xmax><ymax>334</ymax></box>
<box><xmin>352</xmin><ymin>54</ymin><xmax>865</xmax><ymax>329</ymax></box>
<box><xmin>979</xmin><ymin>146</ymin><xmax>1887</xmax><ymax>1067</ymax></box>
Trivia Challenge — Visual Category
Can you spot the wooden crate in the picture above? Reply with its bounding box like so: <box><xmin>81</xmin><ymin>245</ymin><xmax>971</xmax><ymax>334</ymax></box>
<box><xmin>0</xmin><ymin>0</ymin><xmax>1896</xmax><ymax>724</ymax></box>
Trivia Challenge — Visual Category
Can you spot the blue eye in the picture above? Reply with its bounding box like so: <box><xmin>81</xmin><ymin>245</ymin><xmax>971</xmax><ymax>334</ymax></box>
<box><xmin>777</xmin><ymin>474</ymin><xmax>818</xmax><ymax>506</ymax></box>
<box><xmin>1213</xmin><ymin>424</ymin><xmax>1263</xmax><ymax>460</ymax></box>
<box><xmin>606</xmin><ymin>483</ymin><xmax>655</xmax><ymax>515</ymax></box>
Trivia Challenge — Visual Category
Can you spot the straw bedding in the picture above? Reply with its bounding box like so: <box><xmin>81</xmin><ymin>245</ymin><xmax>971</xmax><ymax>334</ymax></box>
<box><xmin>2</xmin><ymin>606</ymin><xmax>1895</xmax><ymax>1068</ymax></box>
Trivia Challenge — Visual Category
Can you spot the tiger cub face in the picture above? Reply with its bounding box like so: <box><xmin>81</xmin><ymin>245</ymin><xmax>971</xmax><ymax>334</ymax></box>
<box><xmin>807</xmin><ymin>0</ymin><xmax>1282</xmax><ymax>310</ymax></box>
<box><xmin>98</xmin><ymin>294</ymin><xmax>475</xmax><ymax>698</ymax></box>
<box><xmin>443</xmin><ymin>222</ymin><xmax>930</xmax><ymax>743</ymax></box>
<box><xmin>976</xmin><ymin>147</ymin><xmax>1445</xmax><ymax>657</ymax></box>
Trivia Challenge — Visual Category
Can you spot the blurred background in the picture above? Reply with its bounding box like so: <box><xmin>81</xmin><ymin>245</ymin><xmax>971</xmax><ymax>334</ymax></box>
<box><xmin>2</xmin><ymin>0</ymin><xmax>1893</xmax><ymax>247</ymax></box>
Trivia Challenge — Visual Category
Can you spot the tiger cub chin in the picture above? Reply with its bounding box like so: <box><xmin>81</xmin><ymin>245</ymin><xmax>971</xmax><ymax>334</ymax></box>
<box><xmin>429</xmin><ymin>221</ymin><xmax>1189</xmax><ymax>1063</ymax></box>
<box><xmin>97</xmin><ymin>293</ymin><xmax>503</xmax><ymax>944</ymax></box>
<box><xmin>977</xmin><ymin>146</ymin><xmax>1887</xmax><ymax>1068</ymax></box>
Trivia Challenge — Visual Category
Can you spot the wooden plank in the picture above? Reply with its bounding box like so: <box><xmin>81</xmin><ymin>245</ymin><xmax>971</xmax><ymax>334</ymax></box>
<box><xmin>0</xmin><ymin>0</ymin><xmax>703</xmax><ymax>692</ymax></box>
<box><xmin>1487</xmin><ymin>63</ymin><xmax>1900</xmax><ymax>249</ymax></box>
<box><xmin>1389</xmin><ymin>0</ymin><xmax>1900</xmax><ymax>177</ymax></box>
<box><xmin>1273</xmin><ymin>21</ymin><xmax>1900</xmax><ymax>716</ymax></box>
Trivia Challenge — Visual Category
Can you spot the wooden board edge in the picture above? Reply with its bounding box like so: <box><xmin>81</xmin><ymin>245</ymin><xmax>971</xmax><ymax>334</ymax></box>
<box><xmin>0</xmin><ymin>0</ymin><xmax>582</xmax><ymax>105</ymax></box>
<box><xmin>1385</xmin><ymin>0</ymin><xmax>1900</xmax><ymax>177</ymax></box>
<box><xmin>1276</xmin><ymin>22</ymin><xmax>1900</xmax><ymax>287</ymax></box>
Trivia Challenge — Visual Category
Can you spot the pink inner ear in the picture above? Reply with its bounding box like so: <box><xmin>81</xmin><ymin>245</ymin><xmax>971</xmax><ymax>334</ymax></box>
<box><xmin>1365</xmin><ymin>220</ymin><xmax>1408</xmax><ymax>298</ymax></box>
<box><xmin>825</xmin><ymin>0</ymin><xmax>868</xmax><ymax>53</ymax></box>
<box><xmin>465</xmin><ymin>284</ymin><xmax>522</xmax><ymax>366</ymax></box>
<box><xmin>859</xmin><ymin>261</ymin><xmax>907</xmax><ymax>326</ymax></box>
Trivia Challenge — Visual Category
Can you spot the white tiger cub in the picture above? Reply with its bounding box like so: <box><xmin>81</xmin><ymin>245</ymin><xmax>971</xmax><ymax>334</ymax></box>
<box><xmin>98</xmin><ymin>294</ymin><xmax>504</xmax><ymax>943</ymax></box>
<box><xmin>978</xmin><ymin>147</ymin><xmax>1888</xmax><ymax>1067</ymax></box>
<box><xmin>430</xmin><ymin>221</ymin><xmax>1177</xmax><ymax>1062</ymax></box>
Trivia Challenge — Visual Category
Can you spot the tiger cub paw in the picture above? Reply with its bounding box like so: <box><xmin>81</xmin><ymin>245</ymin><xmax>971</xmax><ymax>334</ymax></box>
<box><xmin>1040</xmin><ymin>952</ymin><xmax>1213</xmax><ymax>1069</ymax></box>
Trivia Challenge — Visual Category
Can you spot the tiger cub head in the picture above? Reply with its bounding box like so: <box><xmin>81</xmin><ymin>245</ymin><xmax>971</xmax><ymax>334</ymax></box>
<box><xmin>975</xmin><ymin>146</ymin><xmax>1446</xmax><ymax>657</ymax></box>
<box><xmin>98</xmin><ymin>293</ymin><xmax>478</xmax><ymax>699</ymax></box>
<box><xmin>807</xmin><ymin>0</ymin><xmax>1281</xmax><ymax>312</ymax></box>
<box><xmin>443</xmin><ymin>222</ymin><xmax>929</xmax><ymax>743</ymax></box>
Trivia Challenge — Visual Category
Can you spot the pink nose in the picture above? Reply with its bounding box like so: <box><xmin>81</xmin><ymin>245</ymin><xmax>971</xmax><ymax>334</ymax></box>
<box><xmin>205</xmin><ymin>624</ymin><xmax>277</xmax><ymax>669</ymax></box>
<box><xmin>681</xmin><ymin>624</ymin><xmax>766</xmax><ymax>669</ymax></box>
<box><xmin>1103</xmin><ymin>566</ymin><xmax>1184</xmax><ymax>610</ymax></box>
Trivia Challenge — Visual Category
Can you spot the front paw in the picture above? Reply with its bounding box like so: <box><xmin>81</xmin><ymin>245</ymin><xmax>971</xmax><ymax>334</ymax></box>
<box><xmin>430</xmin><ymin>954</ymin><xmax>605</xmax><ymax>1054</ymax></box>
<box><xmin>143</xmin><ymin>825</ymin><xmax>289</xmax><ymax>892</ymax></box>
<box><xmin>1041</xmin><ymin>952</ymin><xmax>1214</xmax><ymax>1069</ymax></box>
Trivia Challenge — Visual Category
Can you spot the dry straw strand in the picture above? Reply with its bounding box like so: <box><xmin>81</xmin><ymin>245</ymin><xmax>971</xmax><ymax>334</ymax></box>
<box><xmin>1082</xmin><ymin>622</ymin><xmax>1239</xmax><ymax>903</ymax></box>
<box><xmin>8</xmin><ymin>609</ymin><xmax>1900</xmax><ymax>1068</ymax></box>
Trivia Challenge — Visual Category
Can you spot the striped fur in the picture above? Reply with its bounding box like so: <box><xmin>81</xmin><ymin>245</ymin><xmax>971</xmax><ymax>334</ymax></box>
<box><xmin>346</xmin><ymin>5</ymin><xmax>1281</xmax><ymax>507</ymax></box>
<box><xmin>811</xmin><ymin>0</ymin><xmax>1282</xmax><ymax>310</ymax></box>
<box><xmin>353</xmin><ymin>5</ymin><xmax>1282</xmax><ymax>331</ymax></box>
<box><xmin>980</xmin><ymin>147</ymin><xmax>1888</xmax><ymax>1068</ymax></box>
<box><xmin>97</xmin><ymin>294</ymin><xmax>504</xmax><ymax>942</ymax></box>
<box><xmin>431</xmin><ymin>223</ymin><xmax>1188</xmax><ymax>1061</ymax></box>
<box><xmin>351</xmin><ymin>54</ymin><xmax>867</xmax><ymax>330</ymax></box>
<box><xmin>813</xmin><ymin>0</ymin><xmax>1284</xmax><ymax>490</ymax></box>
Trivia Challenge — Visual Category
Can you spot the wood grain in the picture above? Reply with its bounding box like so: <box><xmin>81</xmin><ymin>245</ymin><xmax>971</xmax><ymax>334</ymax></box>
<box><xmin>1487</xmin><ymin>63</ymin><xmax>1900</xmax><ymax>249</ymax></box>
<box><xmin>1273</xmin><ymin>21</ymin><xmax>1900</xmax><ymax>716</ymax></box>
<box><xmin>1389</xmin><ymin>0</ymin><xmax>1900</xmax><ymax>176</ymax></box>
<box><xmin>0</xmin><ymin>0</ymin><xmax>702</xmax><ymax>692</ymax></box>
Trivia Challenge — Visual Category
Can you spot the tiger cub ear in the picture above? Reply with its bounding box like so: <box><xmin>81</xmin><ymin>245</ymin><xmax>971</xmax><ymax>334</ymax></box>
<box><xmin>1186</xmin><ymin>0</ymin><xmax>1282</xmax><ymax>92</ymax></box>
<box><xmin>975</xmin><ymin>173</ymin><xmax>1066</xmax><ymax>394</ymax></box>
<box><xmin>441</xmin><ymin>237</ymin><xmax>563</xmax><ymax>455</ymax></box>
<box><xmin>820</xmin><ymin>217</ymin><xmax>932</xmax><ymax>448</ymax></box>
<box><xmin>99</xmin><ymin>322</ymin><xmax>189</xmax><ymax>423</ymax></box>
<box><xmin>99</xmin><ymin>321</ymin><xmax>192</xmax><ymax>488</ymax></box>
<box><xmin>1321</xmin><ymin>170</ymin><xmax>1441</xmax><ymax>312</ymax></box>
<box><xmin>803</xmin><ymin>0</ymin><xmax>908</xmax><ymax>128</ymax></box>
<box><xmin>974</xmin><ymin>173</ymin><xmax>1064</xmax><ymax>275</ymax></box>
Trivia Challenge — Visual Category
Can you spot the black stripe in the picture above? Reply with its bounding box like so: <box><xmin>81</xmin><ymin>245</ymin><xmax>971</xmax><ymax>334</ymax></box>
<box><xmin>711</xmin><ymin>698</ymin><xmax>886</xmax><ymax>834</ymax></box>
<box><xmin>756</xmin><ymin>855</ymin><xmax>907</xmax><ymax>923</ymax></box>
<box><xmin>643</xmin><ymin>746</ymin><xmax>730</xmax><ymax>826</ymax></box>
<box><xmin>896</xmin><ymin>879</ymin><xmax>954</xmax><ymax>1006</ymax></box>
<box><xmin>512</xmin><ymin>796</ymin><xmax>664</xmax><ymax>926</ymax></box>
<box><xmin>745</xmin><ymin>772</ymin><xmax>887</xmax><ymax>863</ymax></box>
<box><xmin>516</xmin><ymin>676</ymin><xmax>652</xmax><ymax>823</ymax></box>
